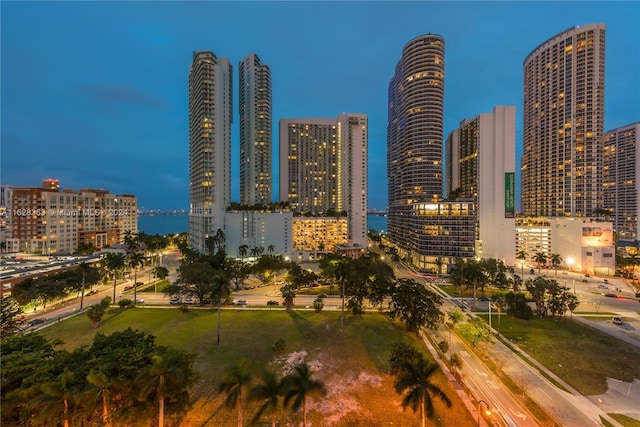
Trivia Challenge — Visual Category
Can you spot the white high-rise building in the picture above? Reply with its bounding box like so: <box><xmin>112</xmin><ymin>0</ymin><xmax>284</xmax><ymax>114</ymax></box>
<box><xmin>279</xmin><ymin>114</ymin><xmax>368</xmax><ymax>248</ymax></box>
<box><xmin>447</xmin><ymin>106</ymin><xmax>517</xmax><ymax>266</ymax></box>
<box><xmin>522</xmin><ymin>24</ymin><xmax>606</xmax><ymax>217</ymax></box>
<box><xmin>188</xmin><ymin>51</ymin><xmax>233</xmax><ymax>253</ymax></box>
<box><xmin>239</xmin><ymin>53</ymin><xmax>272</xmax><ymax>205</ymax></box>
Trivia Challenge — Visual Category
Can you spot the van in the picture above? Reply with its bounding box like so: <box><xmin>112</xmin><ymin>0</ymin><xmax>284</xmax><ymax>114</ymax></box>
<box><xmin>612</xmin><ymin>316</ymin><xmax>623</xmax><ymax>325</ymax></box>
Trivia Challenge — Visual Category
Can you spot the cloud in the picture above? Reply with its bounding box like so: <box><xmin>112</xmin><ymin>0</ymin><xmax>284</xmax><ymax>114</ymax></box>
<box><xmin>78</xmin><ymin>84</ymin><xmax>168</xmax><ymax>110</ymax></box>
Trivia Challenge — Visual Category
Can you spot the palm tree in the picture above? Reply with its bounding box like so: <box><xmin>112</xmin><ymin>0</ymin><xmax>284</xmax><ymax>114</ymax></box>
<box><xmin>517</xmin><ymin>249</ymin><xmax>527</xmax><ymax>277</ymax></box>
<box><xmin>219</xmin><ymin>360</ymin><xmax>253</xmax><ymax>427</ymax></box>
<box><xmin>104</xmin><ymin>252</ymin><xmax>126</xmax><ymax>302</ymax></box>
<box><xmin>550</xmin><ymin>253</ymin><xmax>563</xmax><ymax>276</ymax></box>
<box><xmin>435</xmin><ymin>258</ymin><xmax>444</xmax><ymax>277</ymax></box>
<box><xmin>333</xmin><ymin>258</ymin><xmax>352</xmax><ymax>332</ymax></box>
<box><xmin>281</xmin><ymin>363</ymin><xmax>327</xmax><ymax>427</ymax></box>
<box><xmin>267</xmin><ymin>244</ymin><xmax>275</xmax><ymax>256</ymax></box>
<box><xmin>78</xmin><ymin>262</ymin><xmax>91</xmax><ymax>309</ymax></box>
<box><xmin>81</xmin><ymin>370</ymin><xmax>118</xmax><ymax>427</ymax></box>
<box><xmin>205</xmin><ymin>235</ymin><xmax>216</xmax><ymax>255</ymax></box>
<box><xmin>31</xmin><ymin>370</ymin><xmax>76</xmax><ymax>427</ymax></box>
<box><xmin>238</xmin><ymin>244</ymin><xmax>248</xmax><ymax>263</ymax></box>
<box><xmin>127</xmin><ymin>251</ymin><xmax>146</xmax><ymax>306</ymax></box>
<box><xmin>137</xmin><ymin>349</ymin><xmax>193</xmax><ymax>427</ymax></box>
<box><xmin>281</xmin><ymin>284</ymin><xmax>296</xmax><ymax>313</ymax></box>
<box><xmin>393</xmin><ymin>355</ymin><xmax>452</xmax><ymax>427</ymax></box>
<box><xmin>492</xmin><ymin>294</ymin><xmax>507</xmax><ymax>334</ymax></box>
<box><xmin>123</xmin><ymin>229</ymin><xmax>139</xmax><ymax>252</ymax></box>
<box><xmin>215</xmin><ymin>228</ymin><xmax>226</xmax><ymax>252</ymax></box>
<box><xmin>533</xmin><ymin>251</ymin><xmax>547</xmax><ymax>274</ymax></box>
<box><xmin>250</xmin><ymin>246</ymin><xmax>261</xmax><ymax>259</ymax></box>
<box><xmin>249</xmin><ymin>370</ymin><xmax>283</xmax><ymax>427</ymax></box>
<box><xmin>212</xmin><ymin>269</ymin><xmax>232</xmax><ymax>346</ymax></box>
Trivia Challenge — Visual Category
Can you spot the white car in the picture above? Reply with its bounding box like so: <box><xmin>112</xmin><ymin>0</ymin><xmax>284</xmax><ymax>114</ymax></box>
<box><xmin>134</xmin><ymin>298</ymin><xmax>145</xmax><ymax>304</ymax></box>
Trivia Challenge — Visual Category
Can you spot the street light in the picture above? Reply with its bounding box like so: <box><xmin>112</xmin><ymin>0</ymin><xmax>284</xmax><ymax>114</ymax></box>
<box><xmin>477</xmin><ymin>399</ymin><xmax>491</xmax><ymax>426</ymax></box>
<box><xmin>567</xmin><ymin>257</ymin><xmax>574</xmax><ymax>273</ymax></box>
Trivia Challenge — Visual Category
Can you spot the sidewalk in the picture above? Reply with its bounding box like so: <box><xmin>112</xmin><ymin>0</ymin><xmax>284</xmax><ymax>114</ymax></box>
<box><xmin>465</xmin><ymin>310</ymin><xmax>623</xmax><ymax>427</ymax></box>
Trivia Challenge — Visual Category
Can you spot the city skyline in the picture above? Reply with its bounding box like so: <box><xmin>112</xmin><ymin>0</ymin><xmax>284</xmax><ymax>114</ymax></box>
<box><xmin>2</xmin><ymin>2</ymin><xmax>639</xmax><ymax>210</ymax></box>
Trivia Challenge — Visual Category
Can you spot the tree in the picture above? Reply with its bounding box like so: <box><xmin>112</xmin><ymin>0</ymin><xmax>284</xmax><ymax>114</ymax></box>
<box><xmin>123</xmin><ymin>230</ymin><xmax>139</xmax><ymax>252</ymax></box>
<box><xmin>249</xmin><ymin>370</ymin><xmax>283</xmax><ymax>427</ymax></box>
<box><xmin>566</xmin><ymin>293</ymin><xmax>580</xmax><ymax>323</ymax></box>
<box><xmin>312</xmin><ymin>296</ymin><xmax>324</xmax><ymax>312</ymax></box>
<box><xmin>550</xmin><ymin>253</ymin><xmax>563</xmax><ymax>276</ymax></box>
<box><xmin>1</xmin><ymin>295</ymin><xmax>26</xmax><ymax>336</ymax></box>
<box><xmin>280</xmin><ymin>284</ymin><xmax>296</xmax><ymax>313</ymax></box>
<box><xmin>517</xmin><ymin>249</ymin><xmax>527</xmax><ymax>277</ymax></box>
<box><xmin>226</xmin><ymin>259</ymin><xmax>251</xmax><ymax>291</ymax></box>
<box><xmin>212</xmin><ymin>269</ymin><xmax>231</xmax><ymax>347</ymax></box>
<box><xmin>458</xmin><ymin>317</ymin><xmax>492</xmax><ymax>347</ymax></box>
<box><xmin>387</xmin><ymin>278</ymin><xmax>444</xmax><ymax>332</ymax></box>
<box><xmin>103</xmin><ymin>252</ymin><xmax>126</xmax><ymax>302</ymax></box>
<box><xmin>30</xmin><ymin>370</ymin><xmax>76</xmax><ymax>427</ymax></box>
<box><xmin>267</xmin><ymin>244</ymin><xmax>275</xmax><ymax>256</ymax></box>
<box><xmin>77</xmin><ymin>262</ymin><xmax>91</xmax><ymax>309</ymax></box>
<box><xmin>127</xmin><ymin>251</ymin><xmax>146</xmax><ymax>306</ymax></box>
<box><xmin>219</xmin><ymin>360</ymin><xmax>253</xmax><ymax>427</ymax></box>
<box><xmin>491</xmin><ymin>293</ymin><xmax>507</xmax><ymax>334</ymax></box>
<box><xmin>137</xmin><ymin>348</ymin><xmax>197</xmax><ymax>427</ymax></box>
<box><xmin>392</xmin><ymin>353</ymin><xmax>451</xmax><ymax>427</ymax></box>
<box><xmin>205</xmin><ymin>235</ymin><xmax>216</xmax><ymax>256</ymax></box>
<box><xmin>153</xmin><ymin>266</ymin><xmax>169</xmax><ymax>280</ymax></box>
<box><xmin>176</xmin><ymin>261</ymin><xmax>215</xmax><ymax>305</ymax></box>
<box><xmin>214</xmin><ymin>228</ymin><xmax>226</xmax><ymax>253</ymax></box>
<box><xmin>80</xmin><ymin>370</ymin><xmax>118</xmax><ymax>427</ymax></box>
<box><xmin>533</xmin><ymin>251</ymin><xmax>547</xmax><ymax>273</ymax></box>
<box><xmin>281</xmin><ymin>363</ymin><xmax>327</xmax><ymax>427</ymax></box>
<box><xmin>238</xmin><ymin>244</ymin><xmax>248</xmax><ymax>263</ymax></box>
<box><xmin>86</xmin><ymin>297</ymin><xmax>111</xmax><ymax>328</ymax></box>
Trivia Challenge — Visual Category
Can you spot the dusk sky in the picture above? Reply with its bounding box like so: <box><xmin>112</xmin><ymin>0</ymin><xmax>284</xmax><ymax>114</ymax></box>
<box><xmin>2</xmin><ymin>1</ymin><xmax>639</xmax><ymax>211</ymax></box>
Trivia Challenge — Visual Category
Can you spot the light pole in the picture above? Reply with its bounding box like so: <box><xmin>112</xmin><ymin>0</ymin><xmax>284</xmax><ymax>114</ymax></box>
<box><xmin>477</xmin><ymin>399</ymin><xmax>491</xmax><ymax>426</ymax></box>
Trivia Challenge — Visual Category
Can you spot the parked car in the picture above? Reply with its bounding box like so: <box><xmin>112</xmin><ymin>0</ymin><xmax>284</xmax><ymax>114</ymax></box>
<box><xmin>123</xmin><ymin>285</ymin><xmax>134</xmax><ymax>291</ymax></box>
<box><xmin>478</xmin><ymin>297</ymin><xmax>489</xmax><ymax>302</ymax></box>
<box><xmin>135</xmin><ymin>282</ymin><xmax>144</xmax><ymax>287</ymax></box>
<box><xmin>604</xmin><ymin>293</ymin><xmax>616</xmax><ymax>298</ymax></box>
<box><xmin>612</xmin><ymin>316</ymin><xmax>623</xmax><ymax>325</ymax></box>
<box><xmin>169</xmin><ymin>297</ymin><xmax>181</xmax><ymax>305</ymax></box>
<box><xmin>28</xmin><ymin>318</ymin><xmax>45</xmax><ymax>327</ymax></box>
<box><xmin>134</xmin><ymin>298</ymin><xmax>145</xmax><ymax>304</ymax></box>
<box><xmin>237</xmin><ymin>300</ymin><xmax>248</xmax><ymax>305</ymax></box>
<box><xmin>318</xmin><ymin>294</ymin><xmax>327</xmax><ymax>298</ymax></box>
<box><xmin>603</xmin><ymin>279</ymin><xmax>609</xmax><ymax>283</ymax></box>
<box><xmin>267</xmin><ymin>300</ymin><xmax>279</xmax><ymax>306</ymax></box>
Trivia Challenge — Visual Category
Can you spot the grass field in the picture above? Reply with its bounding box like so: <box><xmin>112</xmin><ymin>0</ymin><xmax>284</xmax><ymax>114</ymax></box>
<box><xmin>40</xmin><ymin>307</ymin><xmax>476</xmax><ymax>427</ymax></box>
<box><xmin>478</xmin><ymin>314</ymin><xmax>640</xmax><ymax>395</ymax></box>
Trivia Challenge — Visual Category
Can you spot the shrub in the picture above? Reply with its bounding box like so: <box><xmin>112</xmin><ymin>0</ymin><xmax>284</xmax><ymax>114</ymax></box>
<box><xmin>119</xmin><ymin>299</ymin><xmax>133</xmax><ymax>308</ymax></box>
<box><xmin>272</xmin><ymin>338</ymin><xmax>286</xmax><ymax>354</ymax></box>
<box><xmin>437</xmin><ymin>340</ymin><xmax>449</xmax><ymax>354</ymax></box>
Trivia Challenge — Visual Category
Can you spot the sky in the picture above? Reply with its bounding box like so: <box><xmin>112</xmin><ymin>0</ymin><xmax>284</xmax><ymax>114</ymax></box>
<box><xmin>2</xmin><ymin>1</ymin><xmax>639</xmax><ymax>211</ymax></box>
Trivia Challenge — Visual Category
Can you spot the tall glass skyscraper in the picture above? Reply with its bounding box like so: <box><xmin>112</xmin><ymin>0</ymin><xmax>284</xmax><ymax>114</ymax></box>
<box><xmin>387</xmin><ymin>34</ymin><xmax>445</xmax><ymax>254</ymax></box>
<box><xmin>522</xmin><ymin>24</ymin><xmax>606</xmax><ymax>217</ymax></box>
<box><xmin>239</xmin><ymin>53</ymin><xmax>272</xmax><ymax>205</ymax></box>
<box><xmin>188</xmin><ymin>51</ymin><xmax>233</xmax><ymax>253</ymax></box>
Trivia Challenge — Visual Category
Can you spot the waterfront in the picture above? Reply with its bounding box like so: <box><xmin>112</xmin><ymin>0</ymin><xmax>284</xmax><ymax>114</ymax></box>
<box><xmin>138</xmin><ymin>214</ymin><xmax>387</xmax><ymax>236</ymax></box>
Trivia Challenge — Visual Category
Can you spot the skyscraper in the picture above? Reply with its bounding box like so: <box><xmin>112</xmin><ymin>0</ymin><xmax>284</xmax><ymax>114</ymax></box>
<box><xmin>522</xmin><ymin>24</ymin><xmax>606</xmax><ymax>217</ymax></box>
<box><xmin>387</xmin><ymin>34</ymin><xmax>445</xmax><ymax>255</ymax></box>
<box><xmin>446</xmin><ymin>106</ymin><xmax>517</xmax><ymax>265</ymax></box>
<box><xmin>239</xmin><ymin>53</ymin><xmax>272</xmax><ymax>205</ymax></box>
<box><xmin>603</xmin><ymin>122</ymin><xmax>640</xmax><ymax>245</ymax></box>
<box><xmin>188</xmin><ymin>51</ymin><xmax>233</xmax><ymax>253</ymax></box>
<box><xmin>279</xmin><ymin>114</ymin><xmax>368</xmax><ymax>247</ymax></box>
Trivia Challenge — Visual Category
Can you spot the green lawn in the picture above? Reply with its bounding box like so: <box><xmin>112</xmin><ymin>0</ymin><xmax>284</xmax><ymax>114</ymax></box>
<box><xmin>479</xmin><ymin>315</ymin><xmax>640</xmax><ymax>395</ymax></box>
<box><xmin>40</xmin><ymin>308</ymin><xmax>476</xmax><ymax>427</ymax></box>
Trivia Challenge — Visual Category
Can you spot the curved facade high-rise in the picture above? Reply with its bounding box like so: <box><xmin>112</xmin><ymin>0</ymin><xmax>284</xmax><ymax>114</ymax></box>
<box><xmin>239</xmin><ymin>53</ymin><xmax>272</xmax><ymax>205</ymax></box>
<box><xmin>387</xmin><ymin>34</ymin><xmax>445</xmax><ymax>253</ymax></box>
<box><xmin>522</xmin><ymin>24</ymin><xmax>606</xmax><ymax>217</ymax></box>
